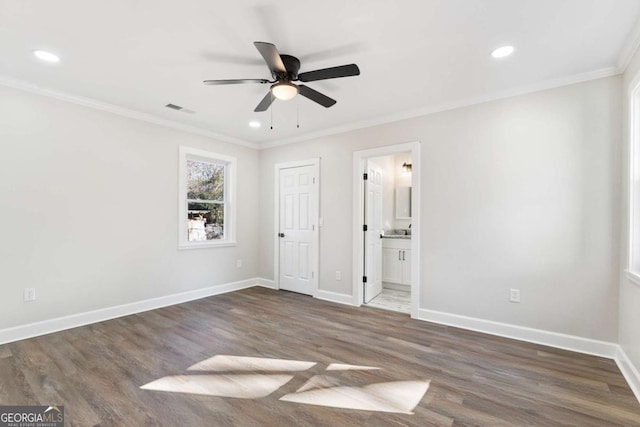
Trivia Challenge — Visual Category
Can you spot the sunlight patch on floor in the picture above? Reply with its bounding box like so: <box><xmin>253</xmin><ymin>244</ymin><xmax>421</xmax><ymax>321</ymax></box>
<box><xmin>280</xmin><ymin>378</ymin><xmax>430</xmax><ymax>414</ymax></box>
<box><xmin>140</xmin><ymin>374</ymin><xmax>294</xmax><ymax>399</ymax></box>
<box><xmin>141</xmin><ymin>355</ymin><xmax>430</xmax><ymax>414</ymax></box>
<box><xmin>326</xmin><ymin>363</ymin><xmax>380</xmax><ymax>371</ymax></box>
<box><xmin>188</xmin><ymin>355</ymin><xmax>316</xmax><ymax>372</ymax></box>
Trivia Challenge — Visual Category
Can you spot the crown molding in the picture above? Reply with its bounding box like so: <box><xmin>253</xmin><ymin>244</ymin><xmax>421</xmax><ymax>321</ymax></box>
<box><xmin>617</xmin><ymin>15</ymin><xmax>640</xmax><ymax>73</ymax></box>
<box><xmin>258</xmin><ymin>66</ymin><xmax>620</xmax><ymax>150</ymax></box>
<box><xmin>0</xmin><ymin>74</ymin><xmax>259</xmax><ymax>150</ymax></box>
<box><xmin>0</xmin><ymin>65</ymin><xmax>621</xmax><ymax>152</ymax></box>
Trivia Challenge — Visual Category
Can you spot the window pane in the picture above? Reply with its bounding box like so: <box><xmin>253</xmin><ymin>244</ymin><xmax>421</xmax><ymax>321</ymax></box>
<box><xmin>187</xmin><ymin>160</ymin><xmax>224</xmax><ymax>201</ymax></box>
<box><xmin>187</xmin><ymin>202</ymin><xmax>224</xmax><ymax>241</ymax></box>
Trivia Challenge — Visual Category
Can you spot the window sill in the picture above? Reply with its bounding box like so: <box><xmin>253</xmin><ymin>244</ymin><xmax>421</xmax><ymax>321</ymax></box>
<box><xmin>624</xmin><ymin>269</ymin><xmax>640</xmax><ymax>287</ymax></box>
<box><xmin>178</xmin><ymin>241</ymin><xmax>237</xmax><ymax>250</ymax></box>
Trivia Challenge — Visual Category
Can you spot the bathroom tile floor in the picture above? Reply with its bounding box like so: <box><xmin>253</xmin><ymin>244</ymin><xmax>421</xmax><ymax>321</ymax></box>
<box><xmin>365</xmin><ymin>288</ymin><xmax>410</xmax><ymax>314</ymax></box>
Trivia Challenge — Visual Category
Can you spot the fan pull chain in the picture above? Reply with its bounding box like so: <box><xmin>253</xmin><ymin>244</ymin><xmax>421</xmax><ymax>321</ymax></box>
<box><xmin>270</xmin><ymin>93</ymin><xmax>274</xmax><ymax>130</ymax></box>
<box><xmin>297</xmin><ymin>96</ymin><xmax>300</xmax><ymax>129</ymax></box>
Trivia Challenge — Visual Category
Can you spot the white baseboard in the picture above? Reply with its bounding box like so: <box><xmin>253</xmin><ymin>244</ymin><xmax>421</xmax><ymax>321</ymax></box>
<box><xmin>255</xmin><ymin>278</ymin><xmax>277</xmax><ymax>289</ymax></box>
<box><xmin>418</xmin><ymin>309</ymin><xmax>640</xmax><ymax>404</ymax></box>
<box><xmin>0</xmin><ymin>278</ymin><xmax>261</xmax><ymax>346</ymax></box>
<box><xmin>417</xmin><ymin>308</ymin><xmax>618</xmax><ymax>359</ymax></box>
<box><xmin>615</xmin><ymin>346</ymin><xmax>640</xmax><ymax>403</ymax></box>
<box><xmin>316</xmin><ymin>290</ymin><xmax>355</xmax><ymax>306</ymax></box>
<box><xmin>254</xmin><ymin>281</ymin><xmax>353</xmax><ymax>306</ymax></box>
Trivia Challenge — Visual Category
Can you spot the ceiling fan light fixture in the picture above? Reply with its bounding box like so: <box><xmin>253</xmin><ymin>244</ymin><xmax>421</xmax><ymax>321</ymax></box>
<box><xmin>271</xmin><ymin>82</ymin><xmax>298</xmax><ymax>101</ymax></box>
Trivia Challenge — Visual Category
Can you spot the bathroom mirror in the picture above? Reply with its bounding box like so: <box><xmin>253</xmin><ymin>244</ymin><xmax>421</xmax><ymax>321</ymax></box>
<box><xmin>395</xmin><ymin>186</ymin><xmax>411</xmax><ymax>219</ymax></box>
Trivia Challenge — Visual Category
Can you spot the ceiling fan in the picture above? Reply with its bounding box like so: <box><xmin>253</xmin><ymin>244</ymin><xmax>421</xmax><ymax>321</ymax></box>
<box><xmin>204</xmin><ymin>41</ymin><xmax>360</xmax><ymax>112</ymax></box>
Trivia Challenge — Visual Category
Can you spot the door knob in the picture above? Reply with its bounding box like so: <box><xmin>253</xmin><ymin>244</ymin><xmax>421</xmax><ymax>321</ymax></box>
<box><xmin>278</xmin><ymin>233</ymin><xmax>285</xmax><ymax>238</ymax></box>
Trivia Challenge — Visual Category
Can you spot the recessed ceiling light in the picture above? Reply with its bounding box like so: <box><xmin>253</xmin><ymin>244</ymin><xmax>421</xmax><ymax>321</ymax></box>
<box><xmin>33</xmin><ymin>50</ymin><xmax>60</xmax><ymax>63</ymax></box>
<box><xmin>249</xmin><ymin>121</ymin><xmax>261</xmax><ymax>128</ymax></box>
<box><xmin>491</xmin><ymin>45</ymin><xmax>514</xmax><ymax>59</ymax></box>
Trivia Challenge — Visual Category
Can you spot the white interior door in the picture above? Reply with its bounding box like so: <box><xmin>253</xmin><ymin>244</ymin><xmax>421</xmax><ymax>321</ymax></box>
<box><xmin>279</xmin><ymin>164</ymin><xmax>318</xmax><ymax>296</ymax></box>
<box><xmin>364</xmin><ymin>160</ymin><xmax>383</xmax><ymax>303</ymax></box>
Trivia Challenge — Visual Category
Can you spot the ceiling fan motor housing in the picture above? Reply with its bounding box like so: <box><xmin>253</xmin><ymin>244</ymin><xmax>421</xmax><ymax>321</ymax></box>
<box><xmin>279</xmin><ymin>54</ymin><xmax>301</xmax><ymax>81</ymax></box>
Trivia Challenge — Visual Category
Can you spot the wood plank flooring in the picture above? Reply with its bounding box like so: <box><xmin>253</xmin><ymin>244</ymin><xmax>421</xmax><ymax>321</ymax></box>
<box><xmin>0</xmin><ymin>287</ymin><xmax>638</xmax><ymax>426</ymax></box>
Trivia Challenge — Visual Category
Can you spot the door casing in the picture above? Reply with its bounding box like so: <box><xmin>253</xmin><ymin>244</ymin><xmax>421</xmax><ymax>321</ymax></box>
<box><xmin>352</xmin><ymin>142</ymin><xmax>421</xmax><ymax>317</ymax></box>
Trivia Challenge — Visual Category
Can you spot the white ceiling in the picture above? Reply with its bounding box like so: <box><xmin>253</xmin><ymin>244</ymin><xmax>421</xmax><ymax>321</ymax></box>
<box><xmin>1</xmin><ymin>0</ymin><xmax>639</xmax><ymax>147</ymax></box>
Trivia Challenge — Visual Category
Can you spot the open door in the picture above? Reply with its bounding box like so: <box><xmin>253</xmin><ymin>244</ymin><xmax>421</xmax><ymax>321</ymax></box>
<box><xmin>364</xmin><ymin>160</ymin><xmax>383</xmax><ymax>303</ymax></box>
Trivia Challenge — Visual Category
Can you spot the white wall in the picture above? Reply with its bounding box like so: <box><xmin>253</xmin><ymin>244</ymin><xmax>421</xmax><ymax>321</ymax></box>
<box><xmin>0</xmin><ymin>72</ymin><xmax>624</xmax><ymax>346</ymax></box>
<box><xmin>620</xmin><ymin>49</ymin><xmax>640</xmax><ymax>377</ymax></box>
<box><xmin>0</xmin><ymin>84</ymin><xmax>260</xmax><ymax>329</ymax></box>
<box><xmin>259</xmin><ymin>76</ymin><xmax>621</xmax><ymax>341</ymax></box>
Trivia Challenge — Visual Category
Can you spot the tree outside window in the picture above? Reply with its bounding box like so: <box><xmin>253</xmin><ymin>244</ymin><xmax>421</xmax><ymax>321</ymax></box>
<box><xmin>187</xmin><ymin>160</ymin><xmax>225</xmax><ymax>241</ymax></box>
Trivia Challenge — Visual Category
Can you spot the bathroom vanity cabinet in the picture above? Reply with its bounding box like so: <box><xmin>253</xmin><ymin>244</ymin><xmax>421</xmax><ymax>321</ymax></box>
<box><xmin>382</xmin><ymin>238</ymin><xmax>411</xmax><ymax>285</ymax></box>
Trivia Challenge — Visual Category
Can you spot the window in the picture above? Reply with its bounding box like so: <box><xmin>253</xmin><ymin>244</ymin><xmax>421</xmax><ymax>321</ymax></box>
<box><xmin>628</xmin><ymin>83</ymin><xmax>640</xmax><ymax>285</ymax></box>
<box><xmin>179</xmin><ymin>147</ymin><xmax>236</xmax><ymax>249</ymax></box>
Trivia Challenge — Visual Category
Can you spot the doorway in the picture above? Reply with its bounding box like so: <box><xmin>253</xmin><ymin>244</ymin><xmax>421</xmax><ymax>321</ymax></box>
<box><xmin>274</xmin><ymin>159</ymin><xmax>320</xmax><ymax>296</ymax></box>
<box><xmin>352</xmin><ymin>142</ymin><xmax>420</xmax><ymax>318</ymax></box>
<box><xmin>364</xmin><ymin>159</ymin><xmax>383</xmax><ymax>303</ymax></box>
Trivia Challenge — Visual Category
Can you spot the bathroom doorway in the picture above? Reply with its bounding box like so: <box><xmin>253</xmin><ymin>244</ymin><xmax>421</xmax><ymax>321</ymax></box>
<box><xmin>365</xmin><ymin>152</ymin><xmax>412</xmax><ymax>313</ymax></box>
<box><xmin>352</xmin><ymin>142</ymin><xmax>420</xmax><ymax>318</ymax></box>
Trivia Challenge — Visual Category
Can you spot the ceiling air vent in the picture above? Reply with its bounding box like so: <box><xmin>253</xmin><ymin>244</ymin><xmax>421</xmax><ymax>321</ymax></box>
<box><xmin>165</xmin><ymin>103</ymin><xmax>196</xmax><ymax>114</ymax></box>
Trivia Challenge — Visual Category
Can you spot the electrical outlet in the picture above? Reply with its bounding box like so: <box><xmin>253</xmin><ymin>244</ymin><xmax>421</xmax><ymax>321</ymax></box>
<box><xmin>236</xmin><ymin>259</ymin><xmax>242</xmax><ymax>268</ymax></box>
<box><xmin>335</xmin><ymin>271</ymin><xmax>342</xmax><ymax>281</ymax></box>
<box><xmin>24</xmin><ymin>288</ymin><xmax>36</xmax><ymax>302</ymax></box>
<box><xmin>509</xmin><ymin>288</ymin><xmax>521</xmax><ymax>303</ymax></box>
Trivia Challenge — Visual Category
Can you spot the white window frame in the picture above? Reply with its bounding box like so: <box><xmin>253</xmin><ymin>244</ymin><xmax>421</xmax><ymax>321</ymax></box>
<box><xmin>627</xmin><ymin>80</ymin><xmax>640</xmax><ymax>286</ymax></box>
<box><xmin>178</xmin><ymin>146</ymin><xmax>237</xmax><ymax>249</ymax></box>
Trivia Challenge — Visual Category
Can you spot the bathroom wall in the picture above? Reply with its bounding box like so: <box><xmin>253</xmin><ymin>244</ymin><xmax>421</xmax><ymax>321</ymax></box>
<box><xmin>369</xmin><ymin>155</ymin><xmax>395</xmax><ymax>231</ymax></box>
<box><xmin>393</xmin><ymin>153</ymin><xmax>412</xmax><ymax>230</ymax></box>
<box><xmin>370</xmin><ymin>153</ymin><xmax>413</xmax><ymax>232</ymax></box>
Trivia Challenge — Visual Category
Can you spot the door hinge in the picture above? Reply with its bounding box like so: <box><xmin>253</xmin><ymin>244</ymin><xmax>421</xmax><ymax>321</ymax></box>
<box><xmin>363</xmin><ymin>276</ymin><xmax>367</xmax><ymax>283</ymax></box>
<box><xmin>363</xmin><ymin>173</ymin><xmax>368</xmax><ymax>180</ymax></box>
<box><xmin>363</xmin><ymin>224</ymin><xmax>368</xmax><ymax>232</ymax></box>
<box><xmin>313</xmin><ymin>177</ymin><xmax>316</xmax><ymax>184</ymax></box>
<box><xmin>312</xmin><ymin>272</ymin><xmax>314</xmax><ymax>278</ymax></box>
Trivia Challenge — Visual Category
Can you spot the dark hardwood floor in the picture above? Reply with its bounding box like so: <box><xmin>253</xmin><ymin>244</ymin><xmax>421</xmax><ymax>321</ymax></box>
<box><xmin>0</xmin><ymin>287</ymin><xmax>638</xmax><ymax>426</ymax></box>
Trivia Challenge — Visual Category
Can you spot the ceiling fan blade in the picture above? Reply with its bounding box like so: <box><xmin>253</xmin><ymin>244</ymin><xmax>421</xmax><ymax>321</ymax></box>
<box><xmin>254</xmin><ymin>92</ymin><xmax>275</xmax><ymax>112</ymax></box>
<box><xmin>254</xmin><ymin>41</ymin><xmax>287</xmax><ymax>75</ymax></box>
<box><xmin>298</xmin><ymin>85</ymin><xmax>336</xmax><ymax>108</ymax></box>
<box><xmin>203</xmin><ymin>79</ymin><xmax>270</xmax><ymax>85</ymax></box>
<box><xmin>298</xmin><ymin>64</ymin><xmax>360</xmax><ymax>82</ymax></box>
